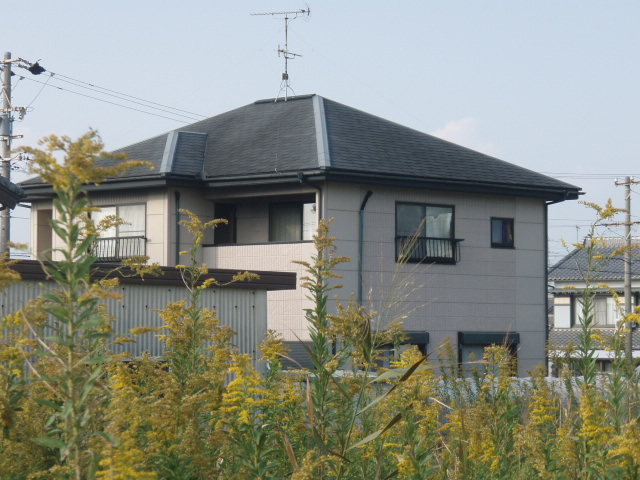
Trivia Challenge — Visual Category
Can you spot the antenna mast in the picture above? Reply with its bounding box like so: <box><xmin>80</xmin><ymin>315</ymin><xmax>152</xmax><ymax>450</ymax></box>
<box><xmin>251</xmin><ymin>6</ymin><xmax>311</xmax><ymax>101</ymax></box>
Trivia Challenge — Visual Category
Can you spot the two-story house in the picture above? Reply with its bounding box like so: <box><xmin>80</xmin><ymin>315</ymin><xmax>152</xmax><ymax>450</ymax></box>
<box><xmin>22</xmin><ymin>94</ymin><xmax>581</xmax><ymax>374</ymax></box>
<box><xmin>548</xmin><ymin>237</ymin><xmax>640</xmax><ymax>372</ymax></box>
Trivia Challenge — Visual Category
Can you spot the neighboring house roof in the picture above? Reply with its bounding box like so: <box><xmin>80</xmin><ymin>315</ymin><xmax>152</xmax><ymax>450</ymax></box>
<box><xmin>21</xmin><ymin>94</ymin><xmax>581</xmax><ymax>201</ymax></box>
<box><xmin>549</xmin><ymin>237</ymin><xmax>640</xmax><ymax>282</ymax></box>
<box><xmin>0</xmin><ymin>175</ymin><xmax>24</xmax><ymax>210</ymax></box>
<box><xmin>549</xmin><ymin>326</ymin><xmax>640</xmax><ymax>350</ymax></box>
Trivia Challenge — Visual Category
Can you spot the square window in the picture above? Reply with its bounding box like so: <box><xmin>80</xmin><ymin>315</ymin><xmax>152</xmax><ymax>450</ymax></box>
<box><xmin>396</xmin><ymin>202</ymin><xmax>458</xmax><ymax>263</ymax></box>
<box><xmin>491</xmin><ymin>218</ymin><xmax>514</xmax><ymax>248</ymax></box>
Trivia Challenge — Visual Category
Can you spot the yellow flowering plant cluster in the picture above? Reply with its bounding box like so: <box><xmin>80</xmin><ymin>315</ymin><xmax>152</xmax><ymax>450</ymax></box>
<box><xmin>4</xmin><ymin>134</ymin><xmax>640</xmax><ymax>479</ymax></box>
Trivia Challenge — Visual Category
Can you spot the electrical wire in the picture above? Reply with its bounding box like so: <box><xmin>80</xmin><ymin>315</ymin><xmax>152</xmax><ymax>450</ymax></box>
<box><xmin>19</xmin><ymin>76</ymin><xmax>195</xmax><ymax>124</ymax></box>
<box><xmin>46</xmin><ymin>74</ymin><xmax>204</xmax><ymax>121</ymax></box>
<box><xmin>25</xmin><ymin>73</ymin><xmax>51</xmax><ymax>108</ymax></box>
<box><xmin>50</xmin><ymin>72</ymin><xmax>207</xmax><ymax>118</ymax></box>
<box><xmin>541</xmin><ymin>172</ymin><xmax>640</xmax><ymax>178</ymax></box>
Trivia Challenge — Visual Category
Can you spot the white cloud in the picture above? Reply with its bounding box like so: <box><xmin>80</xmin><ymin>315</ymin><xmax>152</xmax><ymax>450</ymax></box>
<box><xmin>431</xmin><ymin>117</ymin><xmax>497</xmax><ymax>156</ymax></box>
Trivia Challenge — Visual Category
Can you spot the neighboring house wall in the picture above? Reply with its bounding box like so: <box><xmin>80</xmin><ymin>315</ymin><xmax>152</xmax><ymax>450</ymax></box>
<box><xmin>552</xmin><ymin>284</ymin><xmax>639</xmax><ymax>329</ymax></box>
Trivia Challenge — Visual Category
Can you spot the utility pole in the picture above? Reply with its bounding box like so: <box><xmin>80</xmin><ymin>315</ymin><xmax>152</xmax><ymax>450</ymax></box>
<box><xmin>608</xmin><ymin>177</ymin><xmax>640</xmax><ymax>358</ymax></box>
<box><xmin>624</xmin><ymin>176</ymin><xmax>633</xmax><ymax>358</ymax></box>
<box><xmin>0</xmin><ymin>54</ymin><xmax>43</xmax><ymax>255</ymax></box>
<box><xmin>1</xmin><ymin>52</ymin><xmax>12</xmax><ymax>255</ymax></box>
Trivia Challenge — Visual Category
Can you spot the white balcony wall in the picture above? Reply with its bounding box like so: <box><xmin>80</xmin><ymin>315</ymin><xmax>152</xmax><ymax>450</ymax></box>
<box><xmin>204</xmin><ymin>242</ymin><xmax>314</xmax><ymax>341</ymax></box>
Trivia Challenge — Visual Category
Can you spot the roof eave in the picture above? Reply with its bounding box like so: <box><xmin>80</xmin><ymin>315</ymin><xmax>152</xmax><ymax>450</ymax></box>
<box><xmin>204</xmin><ymin>169</ymin><xmax>581</xmax><ymax>201</ymax></box>
<box><xmin>21</xmin><ymin>174</ymin><xmax>204</xmax><ymax>200</ymax></box>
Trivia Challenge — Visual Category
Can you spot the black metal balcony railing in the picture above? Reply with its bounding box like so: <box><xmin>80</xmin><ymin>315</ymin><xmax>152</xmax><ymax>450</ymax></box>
<box><xmin>396</xmin><ymin>236</ymin><xmax>463</xmax><ymax>264</ymax></box>
<box><xmin>91</xmin><ymin>236</ymin><xmax>146</xmax><ymax>262</ymax></box>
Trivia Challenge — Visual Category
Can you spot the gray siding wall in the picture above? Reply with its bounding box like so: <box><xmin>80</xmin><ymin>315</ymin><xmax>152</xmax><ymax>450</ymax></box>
<box><xmin>324</xmin><ymin>182</ymin><xmax>547</xmax><ymax>375</ymax></box>
<box><xmin>1</xmin><ymin>280</ymin><xmax>268</xmax><ymax>371</ymax></box>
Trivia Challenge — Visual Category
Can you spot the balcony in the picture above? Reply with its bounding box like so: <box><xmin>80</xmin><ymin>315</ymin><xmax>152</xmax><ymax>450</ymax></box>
<box><xmin>92</xmin><ymin>236</ymin><xmax>146</xmax><ymax>262</ymax></box>
<box><xmin>396</xmin><ymin>236</ymin><xmax>463</xmax><ymax>264</ymax></box>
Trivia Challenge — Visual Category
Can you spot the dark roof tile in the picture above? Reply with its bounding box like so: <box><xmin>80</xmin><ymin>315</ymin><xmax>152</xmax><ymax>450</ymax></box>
<box><xmin>549</xmin><ymin>237</ymin><xmax>640</xmax><ymax>281</ymax></box>
<box><xmin>549</xmin><ymin>327</ymin><xmax>640</xmax><ymax>349</ymax></box>
<box><xmin>22</xmin><ymin>94</ymin><xmax>582</xmax><ymax>201</ymax></box>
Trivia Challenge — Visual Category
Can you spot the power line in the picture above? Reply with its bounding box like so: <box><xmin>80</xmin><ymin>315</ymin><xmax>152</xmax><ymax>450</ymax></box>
<box><xmin>48</xmin><ymin>73</ymin><xmax>207</xmax><ymax>119</ymax></box>
<box><xmin>20</xmin><ymin>76</ymin><xmax>197</xmax><ymax>124</ymax></box>
<box><xmin>541</xmin><ymin>172</ymin><xmax>640</xmax><ymax>178</ymax></box>
<box><xmin>25</xmin><ymin>72</ymin><xmax>52</xmax><ymax>108</ymax></box>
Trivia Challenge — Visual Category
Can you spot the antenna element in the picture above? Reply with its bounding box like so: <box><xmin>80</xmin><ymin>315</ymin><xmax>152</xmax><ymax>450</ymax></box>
<box><xmin>251</xmin><ymin>6</ymin><xmax>311</xmax><ymax>101</ymax></box>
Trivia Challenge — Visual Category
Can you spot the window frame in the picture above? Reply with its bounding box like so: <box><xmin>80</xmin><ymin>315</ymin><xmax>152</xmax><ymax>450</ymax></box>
<box><xmin>90</xmin><ymin>203</ymin><xmax>147</xmax><ymax>262</ymax></box>
<box><xmin>395</xmin><ymin>201</ymin><xmax>459</xmax><ymax>264</ymax></box>
<box><xmin>457</xmin><ymin>331</ymin><xmax>519</xmax><ymax>376</ymax></box>
<box><xmin>490</xmin><ymin>217</ymin><xmax>515</xmax><ymax>249</ymax></box>
<box><xmin>269</xmin><ymin>201</ymin><xmax>317</xmax><ymax>243</ymax></box>
<box><xmin>93</xmin><ymin>203</ymin><xmax>147</xmax><ymax>239</ymax></box>
<box><xmin>213</xmin><ymin>203</ymin><xmax>237</xmax><ymax>245</ymax></box>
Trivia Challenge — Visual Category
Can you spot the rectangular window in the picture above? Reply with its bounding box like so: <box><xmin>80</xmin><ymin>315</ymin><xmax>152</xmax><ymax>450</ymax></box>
<box><xmin>491</xmin><ymin>218</ymin><xmax>514</xmax><ymax>248</ymax></box>
<box><xmin>214</xmin><ymin>203</ymin><xmax>237</xmax><ymax>245</ymax></box>
<box><xmin>269</xmin><ymin>202</ymin><xmax>317</xmax><ymax>242</ymax></box>
<box><xmin>577</xmin><ymin>295</ymin><xmax>633</xmax><ymax>326</ymax></box>
<box><xmin>458</xmin><ymin>332</ymin><xmax>519</xmax><ymax>376</ymax></box>
<box><xmin>396</xmin><ymin>202</ymin><xmax>459</xmax><ymax>263</ymax></box>
<box><xmin>91</xmin><ymin>204</ymin><xmax>146</xmax><ymax>261</ymax></box>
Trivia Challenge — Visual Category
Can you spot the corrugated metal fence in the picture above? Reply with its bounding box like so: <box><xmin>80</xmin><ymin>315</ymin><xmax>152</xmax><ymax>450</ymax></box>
<box><xmin>1</xmin><ymin>280</ymin><xmax>269</xmax><ymax>371</ymax></box>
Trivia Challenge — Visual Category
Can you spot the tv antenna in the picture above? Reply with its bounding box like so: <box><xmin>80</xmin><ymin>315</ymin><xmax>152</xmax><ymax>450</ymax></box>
<box><xmin>251</xmin><ymin>6</ymin><xmax>311</xmax><ymax>101</ymax></box>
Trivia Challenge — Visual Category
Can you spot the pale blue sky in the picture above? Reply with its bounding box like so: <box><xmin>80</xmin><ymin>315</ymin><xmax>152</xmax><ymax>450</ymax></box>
<box><xmin>6</xmin><ymin>1</ymin><xmax>640</xmax><ymax>263</ymax></box>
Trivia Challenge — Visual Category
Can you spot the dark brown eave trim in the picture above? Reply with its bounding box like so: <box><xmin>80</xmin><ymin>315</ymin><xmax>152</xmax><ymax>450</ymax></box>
<box><xmin>20</xmin><ymin>175</ymin><xmax>205</xmax><ymax>200</ymax></box>
<box><xmin>21</xmin><ymin>167</ymin><xmax>582</xmax><ymax>203</ymax></box>
<box><xmin>204</xmin><ymin>169</ymin><xmax>582</xmax><ymax>202</ymax></box>
<box><xmin>11</xmin><ymin>260</ymin><xmax>296</xmax><ymax>291</ymax></box>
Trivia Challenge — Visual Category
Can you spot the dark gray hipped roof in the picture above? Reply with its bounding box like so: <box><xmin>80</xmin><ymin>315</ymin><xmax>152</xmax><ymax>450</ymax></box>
<box><xmin>21</xmin><ymin>94</ymin><xmax>581</xmax><ymax>201</ymax></box>
<box><xmin>549</xmin><ymin>237</ymin><xmax>640</xmax><ymax>282</ymax></box>
<box><xmin>0</xmin><ymin>176</ymin><xmax>24</xmax><ymax>209</ymax></box>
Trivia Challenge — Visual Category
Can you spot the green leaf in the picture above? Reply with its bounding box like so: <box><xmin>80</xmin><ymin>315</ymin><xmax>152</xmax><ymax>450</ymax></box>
<box><xmin>311</xmin><ymin>427</ymin><xmax>347</xmax><ymax>462</ymax></box>
<box><xmin>382</xmin><ymin>469</ymin><xmax>399</xmax><ymax>480</ymax></box>
<box><xmin>33</xmin><ymin>435</ymin><xmax>67</xmax><ymax>450</ymax></box>
<box><xmin>357</xmin><ymin>389</ymin><xmax>392</xmax><ymax>417</ymax></box>
<box><xmin>362</xmin><ymin>318</ymin><xmax>372</xmax><ymax>363</ymax></box>
<box><xmin>49</xmin><ymin>221</ymin><xmax>68</xmax><ymax>243</ymax></box>
<box><xmin>348</xmin><ymin>413</ymin><xmax>402</xmax><ymax>451</ymax></box>
<box><xmin>75</xmin><ymin>235</ymin><xmax>94</xmax><ymax>256</ymax></box>
<box><xmin>35</xmin><ymin>398</ymin><xmax>62</xmax><ymax>412</ymax></box>
<box><xmin>42</xmin><ymin>265</ymin><xmax>66</xmax><ymax>284</ymax></box>
<box><xmin>85</xmin><ymin>355</ymin><xmax>110</xmax><ymax>364</ymax></box>
<box><xmin>328</xmin><ymin>372</ymin><xmax>352</xmax><ymax>400</ymax></box>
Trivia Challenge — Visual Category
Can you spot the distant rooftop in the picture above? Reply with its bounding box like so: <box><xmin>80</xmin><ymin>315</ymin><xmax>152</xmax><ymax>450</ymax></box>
<box><xmin>549</xmin><ymin>237</ymin><xmax>640</xmax><ymax>282</ymax></box>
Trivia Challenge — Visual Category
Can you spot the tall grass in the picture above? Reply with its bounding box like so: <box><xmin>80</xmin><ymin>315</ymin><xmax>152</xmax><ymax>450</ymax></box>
<box><xmin>0</xmin><ymin>134</ymin><xmax>639</xmax><ymax>478</ymax></box>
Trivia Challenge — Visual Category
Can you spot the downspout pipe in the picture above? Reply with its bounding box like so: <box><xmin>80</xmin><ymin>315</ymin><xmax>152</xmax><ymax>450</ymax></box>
<box><xmin>358</xmin><ymin>191</ymin><xmax>373</xmax><ymax>304</ymax></box>
<box><xmin>297</xmin><ymin>172</ymin><xmax>323</xmax><ymax>220</ymax></box>
<box><xmin>544</xmin><ymin>201</ymin><xmax>549</xmax><ymax>373</ymax></box>
<box><xmin>175</xmin><ymin>191</ymin><xmax>181</xmax><ymax>266</ymax></box>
